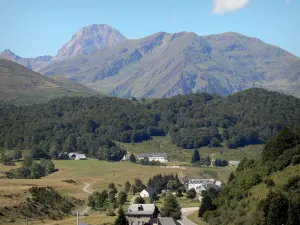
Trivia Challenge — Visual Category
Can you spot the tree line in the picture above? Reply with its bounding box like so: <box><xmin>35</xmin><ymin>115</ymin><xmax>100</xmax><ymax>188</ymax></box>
<box><xmin>0</xmin><ymin>88</ymin><xmax>299</xmax><ymax>159</ymax></box>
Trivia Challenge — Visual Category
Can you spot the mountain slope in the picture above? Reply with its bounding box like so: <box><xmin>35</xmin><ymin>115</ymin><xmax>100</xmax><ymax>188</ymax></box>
<box><xmin>0</xmin><ymin>24</ymin><xmax>127</xmax><ymax>70</ymax></box>
<box><xmin>0</xmin><ymin>49</ymin><xmax>53</xmax><ymax>71</ymax></box>
<box><xmin>0</xmin><ymin>59</ymin><xmax>100</xmax><ymax>105</ymax></box>
<box><xmin>41</xmin><ymin>31</ymin><xmax>300</xmax><ymax>98</ymax></box>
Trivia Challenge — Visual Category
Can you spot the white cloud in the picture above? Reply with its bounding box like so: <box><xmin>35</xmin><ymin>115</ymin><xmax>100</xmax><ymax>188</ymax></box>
<box><xmin>213</xmin><ymin>0</ymin><xmax>249</xmax><ymax>14</ymax></box>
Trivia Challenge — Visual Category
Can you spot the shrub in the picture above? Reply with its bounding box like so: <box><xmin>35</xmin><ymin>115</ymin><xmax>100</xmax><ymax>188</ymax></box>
<box><xmin>106</xmin><ymin>209</ymin><xmax>116</xmax><ymax>216</ymax></box>
<box><xmin>264</xmin><ymin>179</ymin><xmax>275</xmax><ymax>188</ymax></box>
<box><xmin>291</xmin><ymin>155</ymin><xmax>300</xmax><ymax>165</ymax></box>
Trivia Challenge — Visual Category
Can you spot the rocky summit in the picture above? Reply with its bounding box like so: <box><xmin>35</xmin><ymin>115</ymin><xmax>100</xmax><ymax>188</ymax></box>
<box><xmin>55</xmin><ymin>24</ymin><xmax>127</xmax><ymax>60</ymax></box>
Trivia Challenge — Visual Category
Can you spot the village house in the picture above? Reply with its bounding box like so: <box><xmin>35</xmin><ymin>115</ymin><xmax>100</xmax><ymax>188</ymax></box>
<box><xmin>126</xmin><ymin>204</ymin><xmax>159</xmax><ymax>225</ymax></box>
<box><xmin>188</xmin><ymin>179</ymin><xmax>222</xmax><ymax>193</ymax></box>
<box><xmin>229</xmin><ymin>161</ymin><xmax>240</xmax><ymax>166</ymax></box>
<box><xmin>140</xmin><ymin>188</ymin><xmax>155</xmax><ymax>198</ymax></box>
<box><xmin>68</xmin><ymin>152</ymin><xmax>78</xmax><ymax>159</ymax></box>
<box><xmin>75</xmin><ymin>154</ymin><xmax>87</xmax><ymax>160</ymax></box>
<box><xmin>138</xmin><ymin>153</ymin><xmax>168</xmax><ymax>163</ymax></box>
<box><xmin>188</xmin><ymin>179</ymin><xmax>215</xmax><ymax>190</ymax></box>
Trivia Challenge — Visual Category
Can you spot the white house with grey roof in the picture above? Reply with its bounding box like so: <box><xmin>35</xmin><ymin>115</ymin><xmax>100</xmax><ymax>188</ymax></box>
<box><xmin>188</xmin><ymin>179</ymin><xmax>223</xmax><ymax>193</ymax></box>
<box><xmin>75</xmin><ymin>154</ymin><xmax>87</xmax><ymax>160</ymax></box>
<box><xmin>138</xmin><ymin>153</ymin><xmax>168</xmax><ymax>163</ymax></box>
<box><xmin>188</xmin><ymin>179</ymin><xmax>215</xmax><ymax>190</ymax></box>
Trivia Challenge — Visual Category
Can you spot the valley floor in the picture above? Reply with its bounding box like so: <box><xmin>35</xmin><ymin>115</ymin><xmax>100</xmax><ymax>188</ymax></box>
<box><xmin>0</xmin><ymin>140</ymin><xmax>263</xmax><ymax>225</ymax></box>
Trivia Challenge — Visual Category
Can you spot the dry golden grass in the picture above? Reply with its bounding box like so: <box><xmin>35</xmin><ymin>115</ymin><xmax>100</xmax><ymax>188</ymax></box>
<box><xmin>0</xmin><ymin>158</ymin><xmax>233</xmax><ymax>224</ymax></box>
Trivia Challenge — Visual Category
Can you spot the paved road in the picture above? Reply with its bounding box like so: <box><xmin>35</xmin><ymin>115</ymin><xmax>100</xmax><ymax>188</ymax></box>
<box><xmin>178</xmin><ymin>207</ymin><xmax>199</xmax><ymax>225</ymax></box>
<box><xmin>81</xmin><ymin>183</ymin><xmax>93</xmax><ymax>214</ymax></box>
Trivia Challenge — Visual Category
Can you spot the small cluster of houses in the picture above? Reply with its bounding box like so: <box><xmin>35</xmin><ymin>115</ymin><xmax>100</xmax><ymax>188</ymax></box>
<box><xmin>138</xmin><ymin>178</ymin><xmax>223</xmax><ymax>200</ymax></box>
<box><xmin>123</xmin><ymin>152</ymin><xmax>241</xmax><ymax>168</ymax></box>
<box><xmin>68</xmin><ymin>152</ymin><xmax>87</xmax><ymax>160</ymax></box>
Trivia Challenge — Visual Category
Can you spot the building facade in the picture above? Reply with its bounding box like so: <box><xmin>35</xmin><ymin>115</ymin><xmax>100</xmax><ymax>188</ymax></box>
<box><xmin>188</xmin><ymin>179</ymin><xmax>215</xmax><ymax>190</ymax></box>
<box><xmin>138</xmin><ymin>153</ymin><xmax>168</xmax><ymax>163</ymax></box>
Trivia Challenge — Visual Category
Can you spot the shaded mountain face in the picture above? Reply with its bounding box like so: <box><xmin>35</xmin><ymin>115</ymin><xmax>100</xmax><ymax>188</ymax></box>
<box><xmin>56</xmin><ymin>24</ymin><xmax>127</xmax><ymax>60</ymax></box>
<box><xmin>0</xmin><ymin>24</ymin><xmax>126</xmax><ymax>70</ymax></box>
<box><xmin>0</xmin><ymin>59</ymin><xmax>100</xmax><ymax>105</ymax></box>
<box><xmin>41</xmin><ymin>32</ymin><xmax>300</xmax><ymax>98</ymax></box>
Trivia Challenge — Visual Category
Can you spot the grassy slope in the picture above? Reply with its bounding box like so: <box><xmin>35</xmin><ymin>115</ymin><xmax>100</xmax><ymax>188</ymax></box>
<box><xmin>119</xmin><ymin>136</ymin><xmax>263</xmax><ymax>163</ymax></box>
<box><xmin>0</xmin><ymin>59</ymin><xmax>100</xmax><ymax>105</ymax></box>
<box><xmin>187</xmin><ymin>211</ymin><xmax>208</xmax><ymax>225</ymax></box>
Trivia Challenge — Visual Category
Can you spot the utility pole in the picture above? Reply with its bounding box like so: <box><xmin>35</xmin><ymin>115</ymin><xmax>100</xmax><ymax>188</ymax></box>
<box><xmin>77</xmin><ymin>211</ymin><xmax>79</xmax><ymax>225</ymax></box>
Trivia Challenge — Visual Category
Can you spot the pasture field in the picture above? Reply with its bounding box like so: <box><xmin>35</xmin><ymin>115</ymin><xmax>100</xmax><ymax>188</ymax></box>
<box><xmin>119</xmin><ymin>136</ymin><xmax>263</xmax><ymax>163</ymax></box>
<box><xmin>0</xmin><ymin>139</ymin><xmax>260</xmax><ymax>225</ymax></box>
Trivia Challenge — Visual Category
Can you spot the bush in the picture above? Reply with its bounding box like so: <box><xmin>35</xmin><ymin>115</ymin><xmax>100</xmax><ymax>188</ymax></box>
<box><xmin>134</xmin><ymin>196</ymin><xmax>145</xmax><ymax>204</ymax></box>
<box><xmin>186</xmin><ymin>188</ymin><xmax>196</xmax><ymax>199</ymax></box>
<box><xmin>264</xmin><ymin>179</ymin><xmax>275</xmax><ymax>188</ymax></box>
<box><xmin>291</xmin><ymin>155</ymin><xmax>300</xmax><ymax>165</ymax></box>
<box><xmin>106</xmin><ymin>209</ymin><xmax>116</xmax><ymax>216</ymax></box>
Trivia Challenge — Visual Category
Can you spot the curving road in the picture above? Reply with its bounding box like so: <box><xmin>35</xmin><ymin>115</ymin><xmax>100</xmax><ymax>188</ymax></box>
<box><xmin>178</xmin><ymin>207</ymin><xmax>199</xmax><ymax>225</ymax></box>
<box><xmin>81</xmin><ymin>183</ymin><xmax>93</xmax><ymax>214</ymax></box>
<box><xmin>83</xmin><ymin>183</ymin><xmax>93</xmax><ymax>194</ymax></box>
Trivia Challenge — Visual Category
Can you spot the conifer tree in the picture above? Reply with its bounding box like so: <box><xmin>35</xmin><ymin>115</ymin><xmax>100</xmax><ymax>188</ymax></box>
<box><xmin>161</xmin><ymin>193</ymin><xmax>181</xmax><ymax>220</ymax></box>
<box><xmin>124</xmin><ymin>181</ymin><xmax>131</xmax><ymax>193</ymax></box>
<box><xmin>113</xmin><ymin>207</ymin><xmax>129</xmax><ymax>225</ymax></box>
<box><xmin>191</xmin><ymin>149</ymin><xmax>200</xmax><ymax>163</ymax></box>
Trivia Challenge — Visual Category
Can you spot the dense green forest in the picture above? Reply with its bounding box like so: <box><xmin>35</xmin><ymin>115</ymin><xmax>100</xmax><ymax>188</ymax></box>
<box><xmin>0</xmin><ymin>88</ymin><xmax>299</xmax><ymax>158</ymax></box>
<box><xmin>198</xmin><ymin>127</ymin><xmax>300</xmax><ymax>225</ymax></box>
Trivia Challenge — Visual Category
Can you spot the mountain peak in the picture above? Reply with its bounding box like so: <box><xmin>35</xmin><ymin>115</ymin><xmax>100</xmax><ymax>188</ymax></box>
<box><xmin>1</xmin><ymin>49</ymin><xmax>16</xmax><ymax>56</ymax></box>
<box><xmin>55</xmin><ymin>24</ymin><xmax>127</xmax><ymax>60</ymax></box>
<box><xmin>0</xmin><ymin>49</ymin><xmax>22</xmax><ymax>61</ymax></box>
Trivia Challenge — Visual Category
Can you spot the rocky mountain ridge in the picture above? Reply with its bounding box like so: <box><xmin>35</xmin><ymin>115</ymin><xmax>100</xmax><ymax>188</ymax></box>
<box><xmin>0</xmin><ymin>24</ymin><xmax>126</xmax><ymax>70</ymax></box>
<box><xmin>1</xmin><ymin>25</ymin><xmax>299</xmax><ymax>98</ymax></box>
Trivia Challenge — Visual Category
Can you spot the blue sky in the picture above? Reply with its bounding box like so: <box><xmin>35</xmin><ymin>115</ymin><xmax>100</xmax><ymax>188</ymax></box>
<box><xmin>0</xmin><ymin>0</ymin><xmax>299</xmax><ymax>57</ymax></box>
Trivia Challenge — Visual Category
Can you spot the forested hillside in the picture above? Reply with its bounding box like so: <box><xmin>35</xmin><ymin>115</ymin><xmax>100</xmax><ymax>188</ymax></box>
<box><xmin>198</xmin><ymin>127</ymin><xmax>300</xmax><ymax>225</ymax></box>
<box><xmin>0</xmin><ymin>88</ymin><xmax>299</xmax><ymax>158</ymax></box>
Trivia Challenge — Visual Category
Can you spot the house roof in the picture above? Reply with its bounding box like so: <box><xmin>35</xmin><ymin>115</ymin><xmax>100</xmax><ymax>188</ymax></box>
<box><xmin>76</xmin><ymin>154</ymin><xmax>87</xmax><ymax>159</ymax></box>
<box><xmin>149</xmin><ymin>217</ymin><xmax>179</xmax><ymax>225</ymax></box>
<box><xmin>188</xmin><ymin>179</ymin><xmax>215</xmax><ymax>184</ymax></box>
<box><xmin>144</xmin><ymin>188</ymin><xmax>155</xmax><ymax>196</ymax></box>
<box><xmin>138</xmin><ymin>153</ymin><xmax>168</xmax><ymax>158</ymax></box>
<box><xmin>127</xmin><ymin>204</ymin><xmax>156</xmax><ymax>215</ymax></box>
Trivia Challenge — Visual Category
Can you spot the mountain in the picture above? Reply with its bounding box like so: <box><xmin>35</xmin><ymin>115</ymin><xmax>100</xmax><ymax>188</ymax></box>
<box><xmin>0</xmin><ymin>59</ymin><xmax>100</xmax><ymax>105</ymax></box>
<box><xmin>40</xmin><ymin>31</ymin><xmax>300</xmax><ymax>98</ymax></box>
<box><xmin>0</xmin><ymin>49</ymin><xmax>53</xmax><ymax>71</ymax></box>
<box><xmin>55</xmin><ymin>24</ymin><xmax>127</xmax><ymax>60</ymax></box>
<box><xmin>0</xmin><ymin>24</ymin><xmax>127</xmax><ymax>70</ymax></box>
